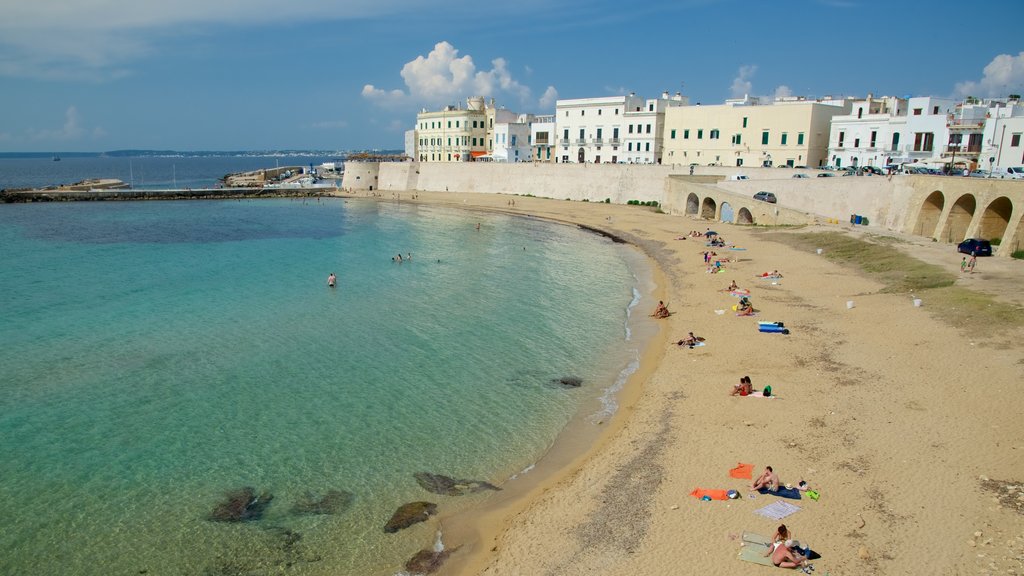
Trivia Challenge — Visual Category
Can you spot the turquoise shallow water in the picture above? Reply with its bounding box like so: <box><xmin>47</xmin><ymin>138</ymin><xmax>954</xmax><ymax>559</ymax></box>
<box><xmin>0</xmin><ymin>198</ymin><xmax>652</xmax><ymax>575</ymax></box>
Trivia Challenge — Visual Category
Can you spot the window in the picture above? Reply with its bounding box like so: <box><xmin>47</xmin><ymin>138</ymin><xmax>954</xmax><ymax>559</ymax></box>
<box><xmin>671</xmin><ymin>129</ymin><xmax>676</xmax><ymax>139</ymax></box>
<box><xmin>649</xmin><ymin>103</ymin><xmax>654</xmax><ymax>111</ymax></box>
<box><xmin>732</xmin><ymin>134</ymin><xmax>742</xmax><ymax>145</ymax></box>
<box><xmin>684</xmin><ymin>129</ymin><xmax>690</xmax><ymax>139</ymax></box>
<box><xmin>598</xmin><ymin>109</ymin><xmax>602</xmax><ymax>115</ymax></box>
<box><xmin>646</xmin><ymin>124</ymin><xmax>651</xmax><ymax>134</ymax></box>
<box><xmin>854</xmin><ymin>138</ymin><xmax>860</xmax><ymax>148</ymax></box>
<box><xmin>762</xmin><ymin>131</ymin><xmax>769</xmax><ymax>145</ymax></box>
<box><xmin>628</xmin><ymin>142</ymin><xmax>633</xmax><ymax>151</ymax></box>
<box><xmin>913</xmin><ymin>132</ymin><xmax>934</xmax><ymax>152</ymax></box>
<box><xmin>711</xmin><ymin>129</ymin><xmax>720</xmax><ymax>139</ymax></box>
<box><xmin>933</xmin><ymin>106</ymin><xmax>939</xmax><ymax>114</ymax></box>
<box><xmin>581</xmin><ymin>110</ymin><xmax>585</xmax><ymax>116</ymax></box>
<box><xmin>455</xmin><ymin>121</ymin><xmax>460</xmax><ymax>128</ymax></box>
<box><xmin>697</xmin><ymin>129</ymin><xmax>703</xmax><ymax>139</ymax></box>
<box><xmin>870</xmin><ymin>131</ymin><xmax>877</xmax><ymax>148</ymax></box>
<box><xmin>913</xmin><ymin>108</ymin><xmax>922</xmax><ymax>116</ymax></box>
<box><xmin>511</xmin><ymin>135</ymin><xmax>517</xmax><ymax>146</ymax></box>
<box><xmin>447</xmin><ymin>121</ymin><xmax>451</xmax><ymax>128</ymax></box>
<box><xmin>857</xmin><ymin>108</ymin><xmax>863</xmax><ymax>119</ymax></box>
<box><xmin>645</xmin><ymin>142</ymin><xmax>650</xmax><ymax>152</ymax></box>
<box><xmin>629</xmin><ymin>125</ymin><xmax>634</xmax><ymax>134</ymax></box>
<box><xmin>891</xmin><ymin>133</ymin><xmax>900</xmax><ymax>150</ymax></box>
<box><xmin>781</xmin><ymin>133</ymin><xmax>788</xmax><ymax>145</ymax></box>
<box><xmin>838</xmin><ymin>132</ymin><xmax>845</xmax><ymax>147</ymax></box>
<box><xmin>797</xmin><ymin>132</ymin><xmax>804</xmax><ymax>145</ymax></box>
<box><xmin>615</xmin><ymin>108</ymin><xmax>619</xmax><ymax>115</ymax></box>
<box><xmin>596</xmin><ymin>128</ymin><xmax>603</xmax><ymax>140</ymax></box>
<box><xmin>742</xmin><ymin>117</ymin><xmax>748</xmax><ymax>128</ymax></box>
<box><xmin>579</xmin><ymin>128</ymin><xmax>585</xmax><ymax>140</ymax></box>
<box><xmin>613</xmin><ymin>128</ymin><xmax>619</xmax><ymax>139</ymax></box>
<box><xmin>1012</xmin><ymin>133</ymin><xmax>1022</xmax><ymax>147</ymax></box>
<box><xmin>472</xmin><ymin>137</ymin><xmax>477</xmax><ymax>146</ymax></box>
<box><xmin>563</xmin><ymin>129</ymin><xmax>569</xmax><ymax>140</ymax></box>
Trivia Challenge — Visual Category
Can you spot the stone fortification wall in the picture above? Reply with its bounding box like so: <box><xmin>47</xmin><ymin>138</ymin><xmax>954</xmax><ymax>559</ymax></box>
<box><xmin>378</xmin><ymin>162</ymin><xmax>684</xmax><ymax>204</ymax></box>
<box><xmin>341</xmin><ymin>162</ymin><xmax>381</xmax><ymax>191</ymax></box>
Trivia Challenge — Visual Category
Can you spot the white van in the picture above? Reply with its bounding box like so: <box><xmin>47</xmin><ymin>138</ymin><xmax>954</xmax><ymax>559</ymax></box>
<box><xmin>728</xmin><ymin>175</ymin><xmax>749</xmax><ymax>181</ymax></box>
<box><xmin>991</xmin><ymin>166</ymin><xmax>1024</xmax><ymax>180</ymax></box>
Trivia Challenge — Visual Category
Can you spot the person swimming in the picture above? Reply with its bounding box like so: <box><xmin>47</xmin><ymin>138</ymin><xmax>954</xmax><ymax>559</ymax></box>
<box><xmin>327</xmin><ymin>273</ymin><xmax>336</xmax><ymax>287</ymax></box>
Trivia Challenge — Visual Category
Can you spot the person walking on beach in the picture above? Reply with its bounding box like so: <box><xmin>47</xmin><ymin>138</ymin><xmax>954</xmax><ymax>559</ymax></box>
<box><xmin>968</xmin><ymin>254</ymin><xmax>977</xmax><ymax>274</ymax></box>
<box><xmin>961</xmin><ymin>257</ymin><xmax>968</xmax><ymax>273</ymax></box>
<box><xmin>327</xmin><ymin>273</ymin><xmax>336</xmax><ymax>287</ymax></box>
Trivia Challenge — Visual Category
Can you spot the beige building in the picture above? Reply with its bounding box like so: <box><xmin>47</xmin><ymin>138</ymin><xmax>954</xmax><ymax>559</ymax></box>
<box><xmin>413</xmin><ymin>97</ymin><xmax>522</xmax><ymax>162</ymax></box>
<box><xmin>662</xmin><ymin>96</ymin><xmax>852</xmax><ymax>169</ymax></box>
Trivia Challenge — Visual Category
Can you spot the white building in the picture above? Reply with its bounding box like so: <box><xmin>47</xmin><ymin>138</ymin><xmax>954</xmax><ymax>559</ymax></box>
<box><xmin>977</xmin><ymin>98</ymin><xmax>1024</xmax><ymax>172</ymax></box>
<box><xmin>491</xmin><ymin>114</ymin><xmax>534</xmax><ymax>162</ymax></box>
<box><xmin>827</xmin><ymin>95</ymin><xmax>908</xmax><ymax>169</ymax></box>
<box><xmin>530</xmin><ymin>115</ymin><xmax>556</xmax><ymax>162</ymax></box>
<box><xmin>555</xmin><ymin>92</ymin><xmax>686</xmax><ymax>164</ymax></box>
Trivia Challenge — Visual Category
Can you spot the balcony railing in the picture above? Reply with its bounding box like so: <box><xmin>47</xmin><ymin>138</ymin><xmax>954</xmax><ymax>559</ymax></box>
<box><xmin>608</xmin><ymin>138</ymin><xmax>621</xmax><ymax>146</ymax></box>
<box><xmin>575</xmin><ymin>138</ymin><xmax>587</xmax><ymax>145</ymax></box>
<box><xmin>593</xmin><ymin>138</ymin><xmax>604</xmax><ymax>145</ymax></box>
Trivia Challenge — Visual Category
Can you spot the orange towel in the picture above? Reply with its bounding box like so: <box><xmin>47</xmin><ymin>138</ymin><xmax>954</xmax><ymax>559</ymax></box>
<box><xmin>690</xmin><ymin>488</ymin><xmax>729</xmax><ymax>500</ymax></box>
<box><xmin>729</xmin><ymin>463</ymin><xmax>754</xmax><ymax>479</ymax></box>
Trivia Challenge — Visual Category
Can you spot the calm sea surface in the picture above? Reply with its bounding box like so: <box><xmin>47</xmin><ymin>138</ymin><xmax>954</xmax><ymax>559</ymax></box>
<box><xmin>0</xmin><ymin>192</ymin><xmax>655</xmax><ymax>575</ymax></box>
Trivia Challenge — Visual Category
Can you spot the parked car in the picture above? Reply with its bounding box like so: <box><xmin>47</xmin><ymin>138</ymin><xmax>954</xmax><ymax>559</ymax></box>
<box><xmin>816</xmin><ymin>172</ymin><xmax>835</xmax><ymax>178</ymax></box>
<box><xmin>792</xmin><ymin>173</ymin><xmax>809</xmax><ymax>178</ymax></box>
<box><xmin>728</xmin><ymin>175</ymin><xmax>749</xmax><ymax>181</ymax></box>
<box><xmin>957</xmin><ymin>239</ymin><xmax>993</xmax><ymax>256</ymax></box>
<box><xmin>967</xmin><ymin>170</ymin><xmax>988</xmax><ymax>178</ymax></box>
<box><xmin>991</xmin><ymin>166</ymin><xmax>1024</xmax><ymax>179</ymax></box>
<box><xmin>753</xmin><ymin>191</ymin><xmax>777</xmax><ymax>203</ymax></box>
<box><xmin>862</xmin><ymin>166</ymin><xmax>884</xmax><ymax>175</ymax></box>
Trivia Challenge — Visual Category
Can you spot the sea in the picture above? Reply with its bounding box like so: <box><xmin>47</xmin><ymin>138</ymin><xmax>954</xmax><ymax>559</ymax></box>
<box><xmin>0</xmin><ymin>155</ymin><xmax>658</xmax><ymax>575</ymax></box>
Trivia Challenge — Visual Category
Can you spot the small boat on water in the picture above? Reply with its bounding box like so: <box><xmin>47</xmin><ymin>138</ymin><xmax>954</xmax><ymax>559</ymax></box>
<box><xmin>52</xmin><ymin>156</ymin><xmax>61</xmax><ymax>161</ymax></box>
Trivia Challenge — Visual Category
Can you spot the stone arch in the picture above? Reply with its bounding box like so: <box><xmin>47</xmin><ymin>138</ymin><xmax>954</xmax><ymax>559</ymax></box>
<box><xmin>915</xmin><ymin>190</ymin><xmax>944</xmax><ymax>238</ymax></box>
<box><xmin>720</xmin><ymin>202</ymin><xmax>735</xmax><ymax>223</ymax></box>
<box><xmin>686</xmin><ymin>193</ymin><xmax>699</xmax><ymax>215</ymax></box>
<box><xmin>978</xmin><ymin>196</ymin><xmax>1013</xmax><ymax>244</ymax></box>
<box><xmin>736</xmin><ymin>207</ymin><xmax>754</xmax><ymax>225</ymax></box>
<box><xmin>942</xmin><ymin>194</ymin><xmax>976</xmax><ymax>243</ymax></box>
<box><xmin>700</xmin><ymin>197</ymin><xmax>717</xmax><ymax>220</ymax></box>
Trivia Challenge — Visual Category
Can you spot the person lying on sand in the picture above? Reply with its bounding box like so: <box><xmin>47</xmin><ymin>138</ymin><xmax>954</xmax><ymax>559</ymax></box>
<box><xmin>752</xmin><ymin>466</ymin><xmax>780</xmax><ymax>492</ymax></box>
<box><xmin>651</xmin><ymin>301</ymin><xmax>670</xmax><ymax>319</ymax></box>
<box><xmin>725</xmin><ymin>280</ymin><xmax>739</xmax><ymax>291</ymax></box>
<box><xmin>759</xmin><ymin>270</ymin><xmax>783</xmax><ymax>278</ymax></box>
<box><xmin>675</xmin><ymin>332</ymin><xmax>704</xmax><ymax>347</ymax></box>
<box><xmin>731</xmin><ymin>376</ymin><xmax>753</xmax><ymax>396</ymax></box>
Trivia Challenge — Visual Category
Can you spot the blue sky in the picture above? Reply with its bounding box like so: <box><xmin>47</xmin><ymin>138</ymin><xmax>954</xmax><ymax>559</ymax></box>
<box><xmin>1</xmin><ymin>0</ymin><xmax>1022</xmax><ymax>152</ymax></box>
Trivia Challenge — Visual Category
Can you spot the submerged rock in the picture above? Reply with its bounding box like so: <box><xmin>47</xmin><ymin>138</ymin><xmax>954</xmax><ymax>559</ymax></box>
<box><xmin>414</xmin><ymin>472</ymin><xmax>500</xmax><ymax>496</ymax></box>
<box><xmin>555</xmin><ymin>376</ymin><xmax>583</xmax><ymax>387</ymax></box>
<box><xmin>292</xmin><ymin>490</ymin><xmax>354</xmax><ymax>515</ymax></box>
<box><xmin>383</xmin><ymin>501</ymin><xmax>437</xmax><ymax>533</ymax></box>
<box><xmin>404</xmin><ymin>548</ymin><xmax>455</xmax><ymax>574</ymax></box>
<box><xmin>210</xmin><ymin>487</ymin><xmax>273</xmax><ymax>522</ymax></box>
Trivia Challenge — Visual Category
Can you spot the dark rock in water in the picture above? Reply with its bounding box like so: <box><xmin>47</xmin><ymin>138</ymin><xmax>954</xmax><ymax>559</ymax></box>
<box><xmin>292</xmin><ymin>490</ymin><xmax>354</xmax><ymax>515</ymax></box>
<box><xmin>555</xmin><ymin>376</ymin><xmax>583</xmax><ymax>387</ymax></box>
<box><xmin>405</xmin><ymin>547</ymin><xmax>457</xmax><ymax>574</ymax></box>
<box><xmin>210</xmin><ymin>487</ymin><xmax>273</xmax><ymax>522</ymax></box>
<box><xmin>383</xmin><ymin>501</ymin><xmax>437</xmax><ymax>533</ymax></box>
<box><xmin>414</xmin><ymin>472</ymin><xmax>501</xmax><ymax>496</ymax></box>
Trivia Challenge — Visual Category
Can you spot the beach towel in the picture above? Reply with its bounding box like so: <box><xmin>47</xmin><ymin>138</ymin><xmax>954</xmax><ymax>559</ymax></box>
<box><xmin>754</xmin><ymin>500</ymin><xmax>801</xmax><ymax>520</ymax></box>
<box><xmin>737</xmin><ymin>532</ymin><xmax>774</xmax><ymax>566</ymax></box>
<box><xmin>746</xmin><ymin>390</ymin><xmax>776</xmax><ymax>399</ymax></box>
<box><xmin>729</xmin><ymin>290</ymin><xmax>750</xmax><ymax>297</ymax></box>
<box><xmin>736</xmin><ymin>312</ymin><xmax>758</xmax><ymax>317</ymax></box>
<box><xmin>729</xmin><ymin>247</ymin><xmax>747</xmax><ymax>251</ymax></box>
<box><xmin>685</xmin><ymin>341</ymin><xmax>706</xmax><ymax>348</ymax></box>
<box><xmin>758</xmin><ymin>486</ymin><xmax>802</xmax><ymax>500</ymax></box>
<box><xmin>729</xmin><ymin>463</ymin><xmax>754</xmax><ymax>479</ymax></box>
<box><xmin>690</xmin><ymin>488</ymin><xmax>729</xmax><ymax>501</ymax></box>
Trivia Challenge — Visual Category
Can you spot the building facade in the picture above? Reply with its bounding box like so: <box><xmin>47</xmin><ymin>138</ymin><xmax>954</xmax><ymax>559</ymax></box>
<box><xmin>662</xmin><ymin>95</ymin><xmax>852</xmax><ymax>169</ymax></box>
<box><xmin>530</xmin><ymin>115</ymin><xmax>556</xmax><ymax>162</ymax></box>
<box><xmin>555</xmin><ymin>92</ymin><xmax>687</xmax><ymax>164</ymax></box>
<box><xmin>827</xmin><ymin>95</ymin><xmax>908</xmax><ymax>169</ymax></box>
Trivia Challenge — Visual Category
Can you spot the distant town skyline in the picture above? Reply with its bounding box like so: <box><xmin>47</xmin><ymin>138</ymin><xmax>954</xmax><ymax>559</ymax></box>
<box><xmin>2</xmin><ymin>0</ymin><xmax>1023</xmax><ymax>153</ymax></box>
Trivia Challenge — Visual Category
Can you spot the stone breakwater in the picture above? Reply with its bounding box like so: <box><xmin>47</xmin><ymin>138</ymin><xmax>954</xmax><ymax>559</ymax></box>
<box><xmin>1</xmin><ymin>187</ymin><xmax>338</xmax><ymax>203</ymax></box>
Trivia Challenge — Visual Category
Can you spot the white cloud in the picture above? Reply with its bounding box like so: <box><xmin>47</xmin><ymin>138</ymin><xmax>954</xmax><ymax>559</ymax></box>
<box><xmin>773</xmin><ymin>85</ymin><xmax>793</xmax><ymax>99</ymax></box>
<box><xmin>730</xmin><ymin>65</ymin><xmax>757</xmax><ymax>98</ymax></box>
<box><xmin>28</xmin><ymin>106</ymin><xmax>87</xmax><ymax>141</ymax></box>
<box><xmin>603</xmin><ymin>85</ymin><xmax>629</xmax><ymax>95</ymax></box>
<box><xmin>955</xmin><ymin>52</ymin><xmax>1024</xmax><ymax>98</ymax></box>
<box><xmin>539</xmin><ymin>86</ymin><xmax>559</xmax><ymax>110</ymax></box>
<box><xmin>363</xmin><ymin>41</ymin><xmax>535</xmax><ymax>109</ymax></box>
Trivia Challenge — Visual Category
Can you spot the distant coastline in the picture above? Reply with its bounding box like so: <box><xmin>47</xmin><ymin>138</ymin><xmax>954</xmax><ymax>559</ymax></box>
<box><xmin>0</xmin><ymin>149</ymin><xmax>402</xmax><ymax>160</ymax></box>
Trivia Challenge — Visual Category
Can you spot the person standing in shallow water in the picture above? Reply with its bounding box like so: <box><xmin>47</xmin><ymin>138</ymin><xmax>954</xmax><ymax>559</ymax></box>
<box><xmin>327</xmin><ymin>273</ymin><xmax>336</xmax><ymax>287</ymax></box>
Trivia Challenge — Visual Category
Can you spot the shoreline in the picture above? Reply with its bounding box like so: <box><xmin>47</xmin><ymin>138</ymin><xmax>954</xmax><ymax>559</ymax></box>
<box><xmin>383</xmin><ymin>190</ymin><xmax>1024</xmax><ymax>576</ymax></box>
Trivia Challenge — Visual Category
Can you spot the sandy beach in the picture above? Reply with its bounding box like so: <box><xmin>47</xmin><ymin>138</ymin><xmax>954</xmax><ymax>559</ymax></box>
<box><xmin>378</xmin><ymin>189</ymin><xmax>1024</xmax><ymax>576</ymax></box>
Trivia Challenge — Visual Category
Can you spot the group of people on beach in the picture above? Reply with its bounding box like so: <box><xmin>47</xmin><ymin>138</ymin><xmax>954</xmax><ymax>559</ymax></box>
<box><xmin>960</xmin><ymin>255</ymin><xmax>977</xmax><ymax>274</ymax></box>
<box><xmin>764</xmin><ymin>523</ymin><xmax>814</xmax><ymax>570</ymax></box>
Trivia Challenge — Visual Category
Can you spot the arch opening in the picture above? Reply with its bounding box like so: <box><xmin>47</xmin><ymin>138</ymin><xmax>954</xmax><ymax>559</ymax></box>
<box><xmin>943</xmin><ymin>194</ymin><xmax>977</xmax><ymax>243</ymax></box>
<box><xmin>915</xmin><ymin>190</ymin><xmax>944</xmax><ymax>238</ymax></box>
<box><xmin>978</xmin><ymin>196</ymin><xmax>1013</xmax><ymax>244</ymax></box>
<box><xmin>700</xmin><ymin>197</ymin><xmax>717</xmax><ymax>220</ymax></box>
<box><xmin>720</xmin><ymin>202</ymin><xmax>735</xmax><ymax>223</ymax></box>
<box><xmin>686</xmin><ymin>193</ymin><xmax>699</xmax><ymax>215</ymax></box>
<box><xmin>737</xmin><ymin>207</ymin><xmax>754</xmax><ymax>225</ymax></box>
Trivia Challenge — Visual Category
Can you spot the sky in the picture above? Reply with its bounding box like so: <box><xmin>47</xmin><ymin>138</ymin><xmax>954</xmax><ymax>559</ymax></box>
<box><xmin>1</xmin><ymin>0</ymin><xmax>1023</xmax><ymax>153</ymax></box>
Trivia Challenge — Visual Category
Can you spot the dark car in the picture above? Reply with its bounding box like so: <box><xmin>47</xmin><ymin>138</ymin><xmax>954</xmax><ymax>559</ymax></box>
<box><xmin>753</xmin><ymin>191</ymin><xmax>777</xmax><ymax>203</ymax></box>
<box><xmin>816</xmin><ymin>172</ymin><xmax>834</xmax><ymax>178</ymax></box>
<box><xmin>957</xmin><ymin>239</ymin><xmax>992</xmax><ymax>256</ymax></box>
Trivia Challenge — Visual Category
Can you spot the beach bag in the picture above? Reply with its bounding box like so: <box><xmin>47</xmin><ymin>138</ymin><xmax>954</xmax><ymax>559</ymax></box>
<box><xmin>807</xmin><ymin>490</ymin><xmax>820</xmax><ymax>501</ymax></box>
<box><xmin>762</xmin><ymin>385</ymin><xmax>772</xmax><ymax>397</ymax></box>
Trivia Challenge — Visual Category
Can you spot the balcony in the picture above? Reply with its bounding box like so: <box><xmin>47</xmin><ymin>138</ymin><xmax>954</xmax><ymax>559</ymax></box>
<box><xmin>608</xmin><ymin>138</ymin><xmax>621</xmax><ymax>146</ymax></box>
<box><xmin>593</xmin><ymin>138</ymin><xmax>604</xmax><ymax>145</ymax></box>
<box><xmin>942</xmin><ymin>145</ymin><xmax>981</xmax><ymax>157</ymax></box>
<box><xmin>575</xmin><ymin>139</ymin><xmax>587</xmax><ymax>145</ymax></box>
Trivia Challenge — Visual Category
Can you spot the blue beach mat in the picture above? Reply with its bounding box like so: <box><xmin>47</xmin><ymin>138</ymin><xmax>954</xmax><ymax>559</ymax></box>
<box><xmin>758</xmin><ymin>486</ymin><xmax>802</xmax><ymax>500</ymax></box>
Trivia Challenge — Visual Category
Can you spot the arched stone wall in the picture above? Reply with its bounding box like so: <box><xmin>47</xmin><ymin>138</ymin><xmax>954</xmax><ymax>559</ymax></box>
<box><xmin>915</xmin><ymin>190</ymin><xmax>945</xmax><ymax>238</ymax></box>
<box><xmin>978</xmin><ymin>196</ymin><xmax>1014</xmax><ymax>243</ymax></box>
<box><xmin>700</xmin><ymin>197</ymin><xmax>717</xmax><ymax>220</ymax></box>
<box><xmin>942</xmin><ymin>194</ymin><xmax>977</xmax><ymax>243</ymax></box>
<box><xmin>737</xmin><ymin>207</ymin><xmax>753</xmax><ymax>224</ymax></box>
<box><xmin>686</xmin><ymin>193</ymin><xmax>699</xmax><ymax>215</ymax></box>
